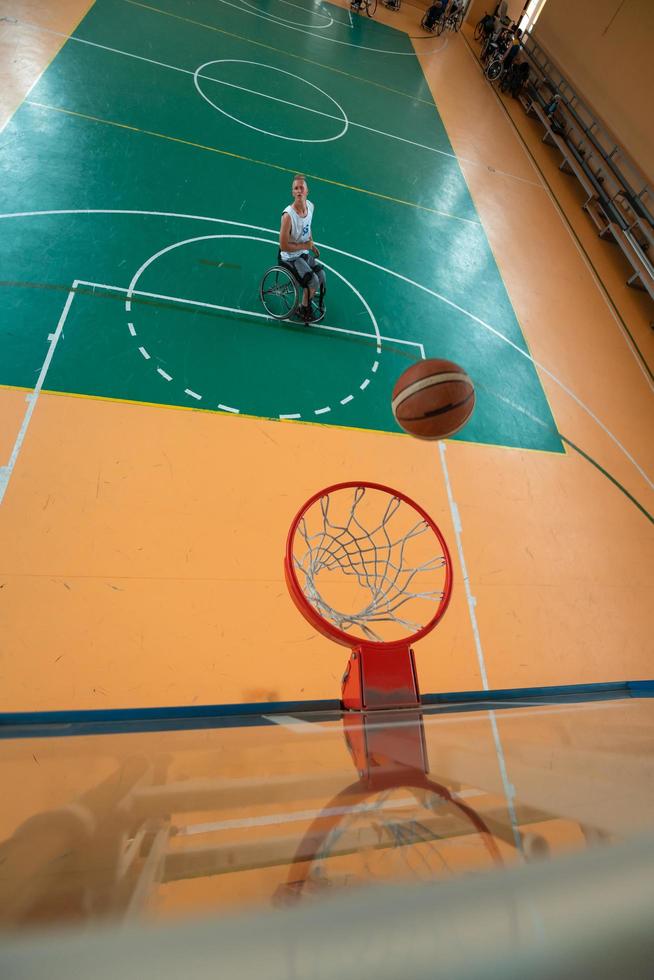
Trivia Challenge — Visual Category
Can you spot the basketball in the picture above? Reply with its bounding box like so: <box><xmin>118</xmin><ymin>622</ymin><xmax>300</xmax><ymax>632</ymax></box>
<box><xmin>391</xmin><ymin>358</ymin><xmax>475</xmax><ymax>440</ymax></box>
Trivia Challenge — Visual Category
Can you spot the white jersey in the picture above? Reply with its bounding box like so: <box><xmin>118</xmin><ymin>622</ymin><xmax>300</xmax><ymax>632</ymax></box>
<box><xmin>281</xmin><ymin>201</ymin><xmax>314</xmax><ymax>262</ymax></box>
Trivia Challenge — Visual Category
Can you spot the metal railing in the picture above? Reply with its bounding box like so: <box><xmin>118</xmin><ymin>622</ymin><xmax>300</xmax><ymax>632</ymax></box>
<box><xmin>518</xmin><ymin>32</ymin><xmax>654</xmax><ymax>301</ymax></box>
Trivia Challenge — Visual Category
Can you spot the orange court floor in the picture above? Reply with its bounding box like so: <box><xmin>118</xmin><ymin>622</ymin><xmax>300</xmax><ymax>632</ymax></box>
<box><xmin>0</xmin><ymin>0</ymin><xmax>652</xmax><ymax>715</ymax></box>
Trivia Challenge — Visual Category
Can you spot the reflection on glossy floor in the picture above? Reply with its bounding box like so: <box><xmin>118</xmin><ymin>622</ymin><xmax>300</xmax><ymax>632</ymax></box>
<box><xmin>1</xmin><ymin>696</ymin><xmax>652</xmax><ymax>928</ymax></box>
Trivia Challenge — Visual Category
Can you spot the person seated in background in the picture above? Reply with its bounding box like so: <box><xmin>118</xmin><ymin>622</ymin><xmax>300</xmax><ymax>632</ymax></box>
<box><xmin>383</xmin><ymin>0</ymin><xmax>401</xmax><ymax>9</ymax></box>
<box><xmin>495</xmin><ymin>26</ymin><xmax>514</xmax><ymax>57</ymax></box>
<box><xmin>545</xmin><ymin>93</ymin><xmax>561</xmax><ymax>117</ymax></box>
<box><xmin>544</xmin><ymin>93</ymin><xmax>565</xmax><ymax>133</ymax></box>
<box><xmin>424</xmin><ymin>0</ymin><xmax>446</xmax><ymax>30</ymax></box>
<box><xmin>509</xmin><ymin>59</ymin><xmax>530</xmax><ymax>97</ymax></box>
<box><xmin>503</xmin><ymin>27</ymin><xmax>523</xmax><ymax>68</ymax></box>
<box><xmin>479</xmin><ymin>13</ymin><xmax>495</xmax><ymax>38</ymax></box>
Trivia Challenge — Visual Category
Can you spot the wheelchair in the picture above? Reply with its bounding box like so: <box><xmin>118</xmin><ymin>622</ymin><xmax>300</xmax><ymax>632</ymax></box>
<box><xmin>421</xmin><ymin>10</ymin><xmax>445</xmax><ymax>34</ymax></box>
<box><xmin>482</xmin><ymin>30</ymin><xmax>512</xmax><ymax>81</ymax></box>
<box><xmin>444</xmin><ymin>4</ymin><xmax>463</xmax><ymax>31</ymax></box>
<box><xmin>260</xmin><ymin>251</ymin><xmax>326</xmax><ymax>323</ymax></box>
<box><xmin>351</xmin><ymin>0</ymin><xmax>377</xmax><ymax>16</ymax></box>
<box><xmin>474</xmin><ymin>13</ymin><xmax>494</xmax><ymax>42</ymax></box>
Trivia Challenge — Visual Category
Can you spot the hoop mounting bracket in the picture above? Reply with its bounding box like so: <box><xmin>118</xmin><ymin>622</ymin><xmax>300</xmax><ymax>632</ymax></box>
<box><xmin>341</xmin><ymin>644</ymin><xmax>420</xmax><ymax>711</ymax></box>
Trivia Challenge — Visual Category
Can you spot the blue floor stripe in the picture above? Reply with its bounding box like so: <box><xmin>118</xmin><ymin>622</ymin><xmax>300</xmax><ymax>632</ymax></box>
<box><xmin>0</xmin><ymin>680</ymin><xmax>652</xmax><ymax>738</ymax></box>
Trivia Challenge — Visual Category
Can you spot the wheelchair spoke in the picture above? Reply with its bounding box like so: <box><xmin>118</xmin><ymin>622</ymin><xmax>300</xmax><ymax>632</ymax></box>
<box><xmin>260</xmin><ymin>267</ymin><xmax>301</xmax><ymax>320</ymax></box>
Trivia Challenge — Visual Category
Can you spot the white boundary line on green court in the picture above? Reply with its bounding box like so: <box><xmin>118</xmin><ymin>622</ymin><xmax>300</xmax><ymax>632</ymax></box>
<box><xmin>240</xmin><ymin>0</ymin><xmax>334</xmax><ymax>29</ymax></box>
<box><xmin>215</xmin><ymin>0</ymin><xmax>438</xmax><ymax>56</ymax></box>
<box><xmin>0</xmin><ymin>274</ymin><xmax>422</xmax><ymax>505</ymax></box>
<box><xmin>2</xmin><ymin>16</ymin><xmax>540</xmax><ymax>189</ymax></box>
<box><xmin>0</xmin><ymin>209</ymin><xmax>651</xmax><ymax>491</ymax></box>
<box><xmin>0</xmin><ymin>285</ymin><xmax>77</xmax><ymax>505</ymax></box>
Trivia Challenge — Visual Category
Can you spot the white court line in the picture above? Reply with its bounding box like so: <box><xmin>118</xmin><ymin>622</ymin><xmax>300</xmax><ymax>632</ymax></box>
<box><xmin>73</xmin><ymin>279</ymin><xmax>419</xmax><ymax>352</ymax></box>
<box><xmin>347</xmin><ymin>5</ymin><xmax>353</xmax><ymax>27</ymax></box>
<box><xmin>438</xmin><ymin>442</ymin><xmax>488</xmax><ymax>691</ymax></box>
<box><xmin>437</xmin><ymin>438</ymin><xmax>522</xmax><ymax>853</ymax></box>
<box><xmin>1</xmin><ymin>212</ymin><xmax>650</xmax><ymax>491</ymax></box>
<box><xmin>193</xmin><ymin>59</ymin><xmax>349</xmax><ymax>146</ymax></box>
<box><xmin>4</xmin><ymin>16</ymin><xmax>537</xmax><ymax>191</ymax></box>
<box><xmin>240</xmin><ymin>0</ymin><xmax>334</xmax><ymax>30</ymax></box>
<box><xmin>0</xmin><ymin>286</ymin><xmax>77</xmax><ymax>505</ymax></box>
<box><xmin>143</xmin><ymin>0</ymin><xmax>442</xmax><ymax>57</ymax></box>
<box><xmin>263</xmin><ymin>713</ymin><xmax>320</xmax><ymax>732</ymax></box>
<box><xmin>176</xmin><ymin>787</ymin><xmax>487</xmax><ymax>836</ymax></box>
<box><xmin>0</xmin><ymin>273</ymin><xmax>418</xmax><ymax>503</ymax></box>
<box><xmin>278</xmin><ymin>0</ymin><xmax>335</xmax><ymax>16</ymax></box>
<box><xmin>124</xmin><ymin>232</ymin><xmax>382</xmax><ymax>416</ymax></box>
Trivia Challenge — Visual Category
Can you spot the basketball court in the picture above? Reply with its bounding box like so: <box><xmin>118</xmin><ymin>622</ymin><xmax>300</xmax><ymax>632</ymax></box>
<box><xmin>0</xmin><ymin>0</ymin><xmax>653</xmax><ymax>930</ymax></box>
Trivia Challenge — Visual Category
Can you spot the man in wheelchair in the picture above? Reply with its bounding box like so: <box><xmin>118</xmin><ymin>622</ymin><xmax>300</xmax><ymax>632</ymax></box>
<box><xmin>422</xmin><ymin>0</ymin><xmax>446</xmax><ymax>32</ymax></box>
<box><xmin>279</xmin><ymin>174</ymin><xmax>326</xmax><ymax>323</ymax></box>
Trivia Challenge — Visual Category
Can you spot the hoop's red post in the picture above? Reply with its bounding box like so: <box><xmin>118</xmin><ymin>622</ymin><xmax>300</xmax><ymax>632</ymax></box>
<box><xmin>284</xmin><ymin>481</ymin><xmax>453</xmax><ymax>711</ymax></box>
<box><xmin>343</xmin><ymin>710</ymin><xmax>429</xmax><ymax>778</ymax></box>
<box><xmin>341</xmin><ymin>644</ymin><xmax>422</xmax><ymax>710</ymax></box>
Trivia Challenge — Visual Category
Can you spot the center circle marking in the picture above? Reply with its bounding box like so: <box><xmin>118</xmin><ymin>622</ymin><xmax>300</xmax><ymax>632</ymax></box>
<box><xmin>240</xmin><ymin>0</ymin><xmax>334</xmax><ymax>28</ymax></box>
<box><xmin>193</xmin><ymin>60</ymin><xmax>349</xmax><ymax>143</ymax></box>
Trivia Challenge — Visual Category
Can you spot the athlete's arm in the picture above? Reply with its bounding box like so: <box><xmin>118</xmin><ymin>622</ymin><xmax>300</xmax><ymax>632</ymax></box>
<box><xmin>280</xmin><ymin>212</ymin><xmax>313</xmax><ymax>253</ymax></box>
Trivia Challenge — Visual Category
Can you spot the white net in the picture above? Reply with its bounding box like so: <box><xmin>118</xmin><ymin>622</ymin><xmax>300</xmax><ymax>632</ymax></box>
<box><xmin>292</xmin><ymin>485</ymin><xmax>449</xmax><ymax>643</ymax></box>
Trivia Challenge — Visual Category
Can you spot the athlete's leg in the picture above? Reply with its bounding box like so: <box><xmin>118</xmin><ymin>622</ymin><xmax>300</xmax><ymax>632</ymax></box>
<box><xmin>307</xmin><ymin>255</ymin><xmax>326</xmax><ymax>309</ymax></box>
<box><xmin>289</xmin><ymin>256</ymin><xmax>319</xmax><ymax>320</ymax></box>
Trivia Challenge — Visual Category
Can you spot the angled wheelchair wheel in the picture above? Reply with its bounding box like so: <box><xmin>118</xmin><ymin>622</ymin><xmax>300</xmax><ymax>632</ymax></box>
<box><xmin>486</xmin><ymin>58</ymin><xmax>503</xmax><ymax>82</ymax></box>
<box><xmin>453</xmin><ymin>10</ymin><xmax>463</xmax><ymax>31</ymax></box>
<box><xmin>366</xmin><ymin>0</ymin><xmax>377</xmax><ymax>15</ymax></box>
<box><xmin>473</xmin><ymin>18</ymin><xmax>484</xmax><ymax>41</ymax></box>
<box><xmin>260</xmin><ymin>266</ymin><xmax>300</xmax><ymax>320</ymax></box>
<box><xmin>436</xmin><ymin>17</ymin><xmax>445</xmax><ymax>35</ymax></box>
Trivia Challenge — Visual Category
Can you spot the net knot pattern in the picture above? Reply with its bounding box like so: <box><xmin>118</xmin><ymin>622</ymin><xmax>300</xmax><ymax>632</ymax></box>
<box><xmin>293</xmin><ymin>486</ymin><xmax>447</xmax><ymax>642</ymax></box>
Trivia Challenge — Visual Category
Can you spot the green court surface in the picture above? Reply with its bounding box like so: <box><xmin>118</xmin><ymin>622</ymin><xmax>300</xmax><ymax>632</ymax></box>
<box><xmin>0</xmin><ymin>0</ymin><xmax>563</xmax><ymax>450</ymax></box>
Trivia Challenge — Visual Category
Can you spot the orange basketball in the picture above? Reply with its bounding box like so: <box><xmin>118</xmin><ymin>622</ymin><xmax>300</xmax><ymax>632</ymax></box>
<box><xmin>391</xmin><ymin>358</ymin><xmax>475</xmax><ymax>440</ymax></box>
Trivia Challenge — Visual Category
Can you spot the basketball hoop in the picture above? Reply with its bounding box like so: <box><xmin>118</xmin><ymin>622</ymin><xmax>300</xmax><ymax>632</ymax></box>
<box><xmin>284</xmin><ymin>482</ymin><xmax>453</xmax><ymax>710</ymax></box>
